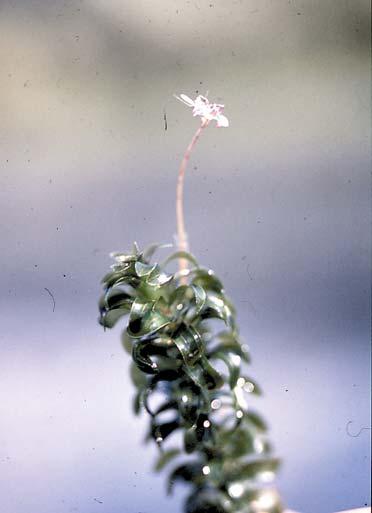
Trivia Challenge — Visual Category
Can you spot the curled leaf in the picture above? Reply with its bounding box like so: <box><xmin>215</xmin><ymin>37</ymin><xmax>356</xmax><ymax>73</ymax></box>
<box><xmin>154</xmin><ymin>448</ymin><xmax>181</xmax><ymax>472</ymax></box>
<box><xmin>161</xmin><ymin>250</ymin><xmax>200</xmax><ymax>271</ymax></box>
<box><xmin>99</xmin><ymin>243</ymin><xmax>283</xmax><ymax>513</ymax></box>
<box><xmin>167</xmin><ymin>462</ymin><xmax>204</xmax><ymax>494</ymax></box>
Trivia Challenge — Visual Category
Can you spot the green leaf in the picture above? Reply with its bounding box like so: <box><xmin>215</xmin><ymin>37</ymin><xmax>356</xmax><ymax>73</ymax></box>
<box><xmin>100</xmin><ymin>288</ymin><xmax>133</xmax><ymax>311</ymax></box>
<box><xmin>146</xmin><ymin>268</ymin><xmax>174</xmax><ymax>287</ymax></box>
<box><xmin>184</xmin><ymin>356</ymin><xmax>224</xmax><ymax>391</ymax></box>
<box><xmin>149</xmin><ymin>368</ymin><xmax>181</xmax><ymax>384</ymax></box>
<box><xmin>132</xmin><ymin>340</ymin><xmax>159</xmax><ymax>374</ymax></box>
<box><xmin>225</xmin><ymin>457</ymin><xmax>280</xmax><ymax>482</ymax></box>
<box><xmin>154</xmin><ymin>448</ymin><xmax>181</xmax><ymax>472</ymax></box>
<box><xmin>154</xmin><ymin>400</ymin><xmax>178</xmax><ymax>416</ymax></box>
<box><xmin>142</xmin><ymin>243</ymin><xmax>173</xmax><ymax>263</ymax></box>
<box><xmin>210</xmin><ymin>351</ymin><xmax>240</xmax><ymax>389</ymax></box>
<box><xmin>167</xmin><ymin>462</ymin><xmax>204</xmax><ymax>494</ymax></box>
<box><xmin>151</xmin><ymin>419</ymin><xmax>180</xmax><ymax>442</ymax></box>
<box><xmin>184</xmin><ymin>413</ymin><xmax>211</xmax><ymax>453</ymax></box>
<box><xmin>135</xmin><ymin>261</ymin><xmax>157</xmax><ymax>277</ymax></box>
<box><xmin>161</xmin><ymin>250</ymin><xmax>200</xmax><ymax>270</ymax></box>
<box><xmin>133</xmin><ymin>390</ymin><xmax>144</xmax><ymax>415</ymax></box>
<box><xmin>102</xmin><ymin>269</ymin><xmax>139</xmax><ymax>289</ymax></box>
<box><xmin>218</xmin><ymin>426</ymin><xmax>255</xmax><ymax>458</ymax></box>
<box><xmin>99</xmin><ymin>288</ymin><xmax>132</xmax><ymax>328</ymax></box>
<box><xmin>132</xmin><ymin>241</ymin><xmax>141</xmax><ymax>255</ymax></box>
<box><xmin>121</xmin><ymin>330</ymin><xmax>133</xmax><ymax>354</ymax></box>
<box><xmin>185</xmin><ymin>490</ymin><xmax>231</xmax><ymax>513</ymax></box>
<box><xmin>190</xmin><ymin>268</ymin><xmax>224</xmax><ymax>293</ymax></box>
<box><xmin>212</xmin><ymin>331</ymin><xmax>251</xmax><ymax>363</ymax></box>
<box><xmin>170</xmin><ymin>285</ymin><xmax>195</xmax><ymax>313</ymax></box>
<box><xmin>184</xmin><ymin>425</ymin><xmax>198</xmax><ymax>453</ymax></box>
<box><xmin>173</xmin><ymin>325</ymin><xmax>204</xmax><ymax>366</ymax></box>
<box><xmin>99</xmin><ymin>307</ymin><xmax>130</xmax><ymax>329</ymax></box>
<box><xmin>245</xmin><ymin>410</ymin><xmax>268</xmax><ymax>432</ymax></box>
<box><xmin>128</xmin><ymin>298</ymin><xmax>170</xmax><ymax>338</ymax></box>
<box><xmin>189</xmin><ymin>285</ymin><xmax>207</xmax><ymax>319</ymax></box>
<box><xmin>130</xmin><ymin>362</ymin><xmax>147</xmax><ymax>387</ymax></box>
<box><xmin>110</xmin><ymin>252</ymin><xmax>139</xmax><ymax>263</ymax></box>
<box><xmin>201</xmin><ymin>293</ymin><xmax>235</xmax><ymax>329</ymax></box>
<box><xmin>199</xmin><ymin>356</ymin><xmax>224</xmax><ymax>390</ymax></box>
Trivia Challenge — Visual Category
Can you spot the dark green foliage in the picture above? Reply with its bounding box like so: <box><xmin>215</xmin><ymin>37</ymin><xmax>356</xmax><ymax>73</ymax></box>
<box><xmin>99</xmin><ymin>243</ymin><xmax>283</xmax><ymax>513</ymax></box>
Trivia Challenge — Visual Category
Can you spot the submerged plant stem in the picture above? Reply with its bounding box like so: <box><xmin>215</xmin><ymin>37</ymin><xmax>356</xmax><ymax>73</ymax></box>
<box><xmin>176</xmin><ymin>120</ymin><xmax>209</xmax><ymax>283</ymax></box>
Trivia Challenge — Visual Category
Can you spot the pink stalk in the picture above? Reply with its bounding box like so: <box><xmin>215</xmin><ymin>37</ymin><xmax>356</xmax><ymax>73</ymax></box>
<box><xmin>176</xmin><ymin>119</ymin><xmax>209</xmax><ymax>284</ymax></box>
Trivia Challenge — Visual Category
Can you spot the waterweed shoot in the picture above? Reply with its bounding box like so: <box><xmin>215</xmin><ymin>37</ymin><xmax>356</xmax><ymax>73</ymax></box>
<box><xmin>98</xmin><ymin>93</ymin><xmax>284</xmax><ymax>513</ymax></box>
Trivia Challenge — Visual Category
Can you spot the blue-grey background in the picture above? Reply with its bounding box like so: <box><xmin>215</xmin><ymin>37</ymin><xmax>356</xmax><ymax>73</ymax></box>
<box><xmin>0</xmin><ymin>1</ymin><xmax>370</xmax><ymax>512</ymax></box>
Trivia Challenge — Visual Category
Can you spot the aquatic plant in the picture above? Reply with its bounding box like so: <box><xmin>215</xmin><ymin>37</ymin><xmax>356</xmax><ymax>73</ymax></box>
<box><xmin>99</xmin><ymin>93</ymin><xmax>283</xmax><ymax>513</ymax></box>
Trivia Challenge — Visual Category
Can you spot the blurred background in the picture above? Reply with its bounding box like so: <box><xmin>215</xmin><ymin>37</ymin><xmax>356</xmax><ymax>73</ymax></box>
<box><xmin>0</xmin><ymin>1</ymin><xmax>370</xmax><ymax>512</ymax></box>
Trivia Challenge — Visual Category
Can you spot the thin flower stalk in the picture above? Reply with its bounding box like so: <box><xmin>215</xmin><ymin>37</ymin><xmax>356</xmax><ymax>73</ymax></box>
<box><xmin>175</xmin><ymin>93</ymin><xmax>229</xmax><ymax>283</ymax></box>
<box><xmin>176</xmin><ymin>118</ymin><xmax>209</xmax><ymax>282</ymax></box>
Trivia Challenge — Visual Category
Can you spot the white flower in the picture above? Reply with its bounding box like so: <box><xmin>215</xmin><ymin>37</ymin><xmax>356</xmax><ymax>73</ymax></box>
<box><xmin>175</xmin><ymin>93</ymin><xmax>229</xmax><ymax>128</ymax></box>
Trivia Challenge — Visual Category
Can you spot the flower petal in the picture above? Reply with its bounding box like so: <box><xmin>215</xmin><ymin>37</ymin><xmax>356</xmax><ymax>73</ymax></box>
<box><xmin>176</xmin><ymin>93</ymin><xmax>229</xmax><ymax>128</ymax></box>
<box><xmin>216</xmin><ymin>114</ymin><xmax>229</xmax><ymax>128</ymax></box>
<box><xmin>175</xmin><ymin>94</ymin><xmax>195</xmax><ymax>107</ymax></box>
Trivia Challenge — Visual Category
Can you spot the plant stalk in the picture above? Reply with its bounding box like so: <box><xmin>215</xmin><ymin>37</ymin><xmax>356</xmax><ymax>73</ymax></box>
<box><xmin>176</xmin><ymin>119</ymin><xmax>209</xmax><ymax>283</ymax></box>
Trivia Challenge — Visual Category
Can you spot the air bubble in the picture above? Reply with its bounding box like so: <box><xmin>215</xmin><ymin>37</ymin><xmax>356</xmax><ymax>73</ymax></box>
<box><xmin>211</xmin><ymin>399</ymin><xmax>221</xmax><ymax>410</ymax></box>
<box><xmin>228</xmin><ymin>483</ymin><xmax>244</xmax><ymax>498</ymax></box>
<box><xmin>254</xmin><ymin>490</ymin><xmax>277</xmax><ymax>509</ymax></box>
<box><xmin>253</xmin><ymin>439</ymin><xmax>264</xmax><ymax>454</ymax></box>
<box><xmin>259</xmin><ymin>471</ymin><xmax>275</xmax><ymax>483</ymax></box>
<box><xmin>244</xmin><ymin>381</ymin><xmax>255</xmax><ymax>393</ymax></box>
<box><xmin>202</xmin><ymin>465</ymin><xmax>210</xmax><ymax>475</ymax></box>
<box><xmin>231</xmin><ymin>354</ymin><xmax>241</xmax><ymax>366</ymax></box>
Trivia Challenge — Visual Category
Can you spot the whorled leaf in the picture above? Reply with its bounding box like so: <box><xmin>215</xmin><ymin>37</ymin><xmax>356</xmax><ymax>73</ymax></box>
<box><xmin>211</xmin><ymin>330</ymin><xmax>251</xmax><ymax>363</ymax></box>
<box><xmin>154</xmin><ymin>448</ymin><xmax>181</xmax><ymax>472</ymax></box>
<box><xmin>185</xmin><ymin>489</ymin><xmax>232</xmax><ymax>513</ymax></box>
<box><xmin>190</xmin><ymin>268</ymin><xmax>224</xmax><ymax>294</ymax></box>
<box><xmin>99</xmin><ymin>245</ymin><xmax>283</xmax><ymax>513</ymax></box>
<box><xmin>150</xmin><ymin>419</ymin><xmax>180</xmax><ymax>443</ymax></box>
<box><xmin>167</xmin><ymin>462</ymin><xmax>204</xmax><ymax>494</ymax></box>
<box><xmin>128</xmin><ymin>298</ymin><xmax>171</xmax><ymax>339</ymax></box>
<box><xmin>173</xmin><ymin>324</ymin><xmax>204</xmax><ymax>366</ymax></box>
<box><xmin>160</xmin><ymin>250</ymin><xmax>200</xmax><ymax>271</ymax></box>
<box><xmin>223</xmin><ymin>457</ymin><xmax>281</xmax><ymax>483</ymax></box>
<box><xmin>245</xmin><ymin>410</ymin><xmax>268</xmax><ymax>432</ymax></box>
<box><xmin>142</xmin><ymin>242</ymin><xmax>173</xmax><ymax>263</ymax></box>
<box><xmin>135</xmin><ymin>260</ymin><xmax>158</xmax><ymax>277</ymax></box>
